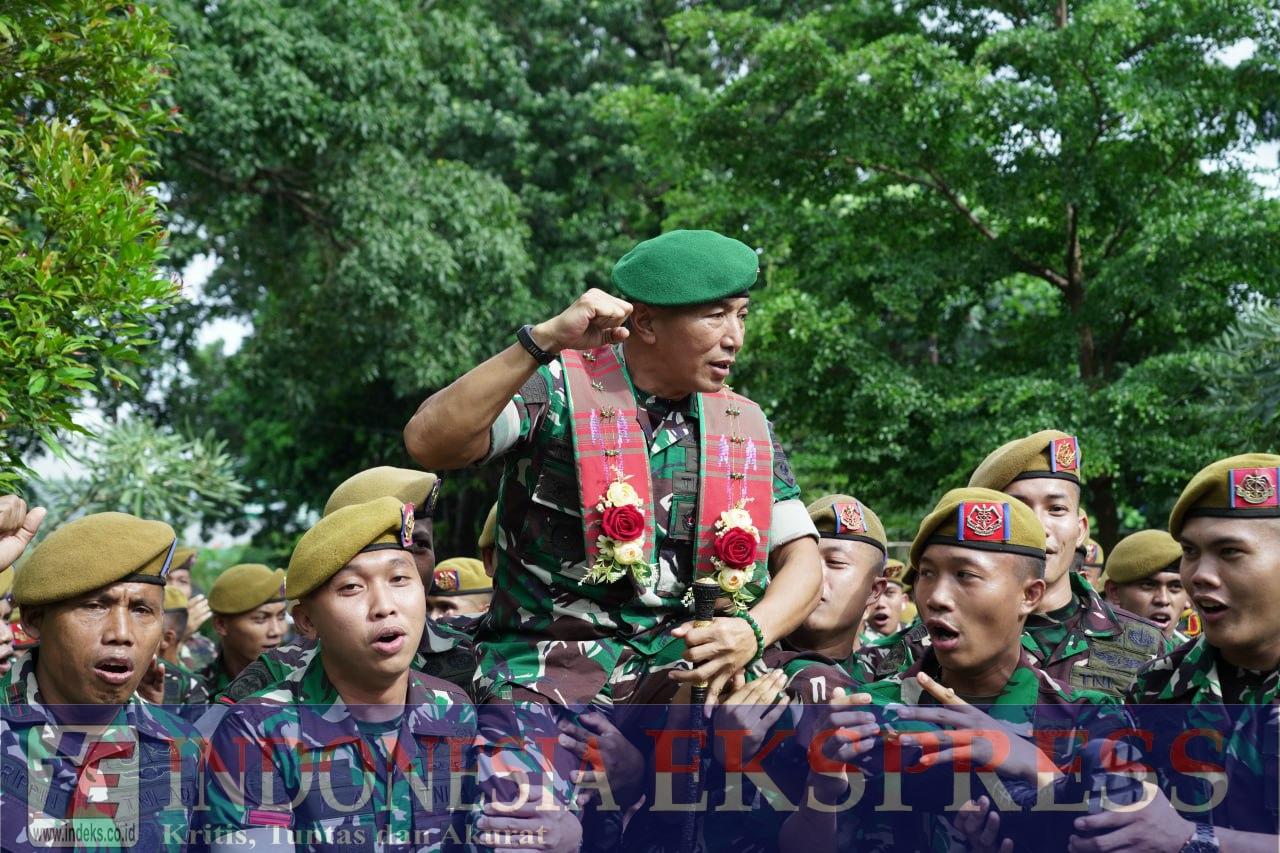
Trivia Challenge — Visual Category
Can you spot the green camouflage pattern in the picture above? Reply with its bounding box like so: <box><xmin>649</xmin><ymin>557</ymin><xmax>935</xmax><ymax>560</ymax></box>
<box><xmin>851</xmin><ymin>618</ymin><xmax>932</xmax><ymax>684</ymax></box>
<box><xmin>161</xmin><ymin>656</ymin><xmax>209</xmax><ymax>705</ymax></box>
<box><xmin>218</xmin><ymin>617</ymin><xmax>479</xmax><ymax>704</ymax></box>
<box><xmin>178</xmin><ymin>632</ymin><xmax>217</xmax><ymax>672</ymax></box>
<box><xmin>1021</xmin><ymin>573</ymin><xmax>1165</xmax><ymax>699</ymax></box>
<box><xmin>0</xmin><ymin>651</ymin><xmax>203</xmax><ymax>852</ymax></box>
<box><xmin>766</xmin><ymin>642</ymin><xmax>857</xmax><ymax>704</ymax></box>
<box><xmin>479</xmin><ymin>355</ymin><xmax>801</xmax><ymax>706</ymax></box>
<box><xmin>193</xmin><ymin>650</ymin><xmax>235</xmax><ymax>700</ymax></box>
<box><xmin>204</xmin><ymin>652</ymin><xmax>476</xmax><ymax>851</ymax></box>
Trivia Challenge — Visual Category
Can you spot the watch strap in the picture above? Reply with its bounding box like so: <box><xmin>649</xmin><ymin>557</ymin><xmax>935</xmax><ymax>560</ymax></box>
<box><xmin>516</xmin><ymin>324</ymin><xmax>556</xmax><ymax>366</ymax></box>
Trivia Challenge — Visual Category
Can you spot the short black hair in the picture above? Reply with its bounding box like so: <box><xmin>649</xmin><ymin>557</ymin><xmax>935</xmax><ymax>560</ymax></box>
<box><xmin>1017</xmin><ymin>554</ymin><xmax>1046</xmax><ymax>580</ymax></box>
<box><xmin>163</xmin><ymin>609</ymin><xmax>188</xmax><ymax>639</ymax></box>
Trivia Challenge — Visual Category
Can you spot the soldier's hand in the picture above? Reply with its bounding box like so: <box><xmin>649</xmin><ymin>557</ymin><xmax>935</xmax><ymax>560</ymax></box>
<box><xmin>954</xmin><ymin>797</ymin><xmax>1014</xmax><ymax>853</ymax></box>
<box><xmin>668</xmin><ymin>615</ymin><xmax>759</xmax><ymax>712</ymax></box>
<box><xmin>559</xmin><ymin>710</ymin><xmax>645</xmax><ymax>809</ymax></box>
<box><xmin>531</xmin><ymin>288</ymin><xmax>632</xmax><ymax>354</ymax></box>
<box><xmin>137</xmin><ymin>654</ymin><xmax>166</xmax><ymax>704</ymax></box>
<box><xmin>0</xmin><ymin>496</ymin><xmax>45</xmax><ymax>570</ymax></box>
<box><xmin>477</xmin><ymin>799</ymin><xmax>583</xmax><ymax>853</ymax></box>
<box><xmin>185</xmin><ymin>594</ymin><xmax>212</xmax><ymax>639</ymax></box>
<box><xmin>712</xmin><ymin>669</ymin><xmax>791</xmax><ymax>767</ymax></box>
<box><xmin>1068</xmin><ymin>784</ymin><xmax>1190</xmax><ymax>853</ymax></box>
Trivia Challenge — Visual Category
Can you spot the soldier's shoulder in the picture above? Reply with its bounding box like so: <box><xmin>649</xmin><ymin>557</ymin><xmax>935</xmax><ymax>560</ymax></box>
<box><xmin>1126</xmin><ymin>636</ymin><xmax>1201</xmax><ymax>703</ymax></box>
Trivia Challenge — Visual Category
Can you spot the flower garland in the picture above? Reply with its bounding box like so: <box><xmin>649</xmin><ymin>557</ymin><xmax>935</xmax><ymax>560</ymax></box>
<box><xmin>583</xmin><ymin>478</ymin><xmax>655</xmax><ymax>585</ymax></box>
<box><xmin>710</xmin><ymin>503</ymin><xmax>761</xmax><ymax>612</ymax></box>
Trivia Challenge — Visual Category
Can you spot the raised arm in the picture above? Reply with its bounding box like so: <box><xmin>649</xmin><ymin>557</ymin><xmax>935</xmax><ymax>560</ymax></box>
<box><xmin>403</xmin><ymin>289</ymin><xmax>634</xmax><ymax>470</ymax></box>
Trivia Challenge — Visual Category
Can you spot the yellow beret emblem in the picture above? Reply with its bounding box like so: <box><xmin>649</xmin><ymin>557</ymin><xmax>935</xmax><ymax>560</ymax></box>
<box><xmin>1051</xmin><ymin>436</ymin><xmax>1079</xmax><ymax>473</ymax></box>
<box><xmin>433</xmin><ymin>569</ymin><xmax>459</xmax><ymax>592</ymax></box>
<box><xmin>1231</xmin><ymin>468</ymin><xmax>1279</xmax><ymax>508</ymax></box>
<box><xmin>834</xmin><ymin>501</ymin><xmax>866</xmax><ymax>535</ymax></box>
<box><xmin>400</xmin><ymin>503</ymin><xmax>415</xmax><ymax>548</ymax></box>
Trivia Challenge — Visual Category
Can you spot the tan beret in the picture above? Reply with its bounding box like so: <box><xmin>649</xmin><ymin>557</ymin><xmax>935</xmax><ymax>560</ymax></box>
<box><xmin>209</xmin><ymin>564</ymin><xmax>286</xmax><ymax>615</ymax></box>
<box><xmin>171</xmin><ymin>547</ymin><xmax>198</xmax><ymax>572</ymax></box>
<box><xmin>478</xmin><ymin>502</ymin><xmax>498</xmax><ymax>551</ymax></box>
<box><xmin>1104</xmin><ymin>530</ymin><xmax>1183</xmax><ymax>584</ymax></box>
<box><xmin>324</xmin><ymin>466</ymin><xmax>440</xmax><ymax>518</ymax></box>
<box><xmin>969</xmin><ymin>429</ymin><xmax>1083</xmax><ymax>490</ymax></box>
<box><xmin>163</xmin><ymin>584</ymin><xmax>189</xmax><ymax>612</ymax></box>
<box><xmin>1168</xmin><ymin>453</ymin><xmax>1280</xmax><ymax>538</ymax></box>
<box><xmin>806</xmin><ymin>494</ymin><xmax>888</xmax><ymax>554</ymax></box>
<box><xmin>884</xmin><ymin>558</ymin><xmax>909</xmax><ymax>589</ymax></box>
<box><xmin>289</xmin><ymin>496</ymin><xmax>415</xmax><ymax>599</ymax></box>
<box><xmin>14</xmin><ymin>512</ymin><xmax>176</xmax><ymax>607</ymax></box>
<box><xmin>431</xmin><ymin>557</ymin><xmax>492</xmax><ymax>595</ymax></box>
<box><xmin>911</xmin><ymin>487</ymin><xmax>1047</xmax><ymax>568</ymax></box>
<box><xmin>0</xmin><ymin>567</ymin><xmax>13</xmax><ymax>601</ymax></box>
<box><xmin>1083</xmin><ymin>538</ymin><xmax>1105</xmax><ymax>568</ymax></box>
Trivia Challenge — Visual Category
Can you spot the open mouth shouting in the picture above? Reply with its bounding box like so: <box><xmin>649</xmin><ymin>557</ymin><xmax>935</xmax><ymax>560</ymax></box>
<box><xmin>370</xmin><ymin>624</ymin><xmax>408</xmax><ymax>656</ymax></box>
<box><xmin>925</xmin><ymin>618</ymin><xmax>961</xmax><ymax>652</ymax></box>
<box><xmin>1147</xmin><ymin>609</ymin><xmax>1175</xmax><ymax>628</ymax></box>
<box><xmin>92</xmin><ymin>654</ymin><xmax>136</xmax><ymax>687</ymax></box>
<box><xmin>1194</xmin><ymin>596</ymin><xmax>1229</xmax><ymax>625</ymax></box>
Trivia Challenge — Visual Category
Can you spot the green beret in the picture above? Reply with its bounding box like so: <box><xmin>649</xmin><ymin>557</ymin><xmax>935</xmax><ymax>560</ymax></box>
<box><xmin>171</xmin><ymin>547</ymin><xmax>198</xmax><ymax>572</ymax></box>
<box><xmin>1168</xmin><ymin>453</ymin><xmax>1280</xmax><ymax>538</ymax></box>
<box><xmin>884</xmin><ymin>558</ymin><xmax>910</xmax><ymax>590</ymax></box>
<box><xmin>208</xmin><ymin>564</ymin><xmax>286</xmax><ymax>615</ymax></box>
<box><xmin>431</xmin><ymin>557</ymin><xmax>492</xmax><ymax>595</ymax></box>
<box><xmin>14</xmin><ymin>513</ymin><xmax>176</xmax><ymax>607</ymax></box>
<box><xmin>612</xmin><ymin>230</ymin><xmax>759</xmax><ymax>307</ymax></box>
<box><xmin>478</xmin><ymin>502</ymin><xmax>498</xmax><ymax>551</ymax></box>
<box><xmin>806</xmin><ymin>494</ymin><xmax>887</xmax><ymax>554</ymax></box>
<box><xmin>0</xmin><ymin>567</ymin><xmax>13</xmax><ymax>601</ymax></box>
<box><xmin>289</xmin><ymin>496</ymin><xmax>415</xmax><ymax>599</ymax></box>
<box><xmin>969</xmin><ymin>429</ymin><xmax>1083</xmax><ymax>490</ymax></box>
<box><xmin>163</xmin><ymin>584</ymin><xmax>189</xmax><ymax>612</ymax></box>
<box><xmin>1083</xmin><ymin>538</ymin><xmax>1105</xmax><ymax>568</ymax></box>
<box><xmin>324</xmin><ymin>467</ymin><xmax>440</xmax><ymax>518</ymax></box>
<box><xmin>911</xmin><ymin>487</ymin><xmax>1047</xmax><ymax>568</ymax></box>
<box><xmin>1104</xmin><ymin>530</ymin><xmax>1182</xmax><ymax>584</ymax></box>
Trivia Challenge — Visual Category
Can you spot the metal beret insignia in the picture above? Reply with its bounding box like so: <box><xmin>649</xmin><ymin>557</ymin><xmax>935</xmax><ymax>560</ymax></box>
<box><xmin>1229</xmin><ymin>467</ymin><xmax>1279</xmax><ymax>508</ymax></box>
<box><xmin>834</xmin><ymin>501</ymin><xmax>867</xmax><ymax>535</ymax></box>
<box><xmin>1050</xmin><ymin>436</ymin><xmax>1080</xmax><ymax>474</ymax></box>
<box><xmin>433</xmin><ymin>569</ymin><xmax>460</xmax><ymax>593</ymax></box>
<box><xmin>958</xmin><ymin>501</ymin><xmax>1010</xmax><ymax>543</ymax></box>
<box><xmin>400</xmin><ymin>503</ymin><xmax>416</xmax><ymax>548</ymax></box>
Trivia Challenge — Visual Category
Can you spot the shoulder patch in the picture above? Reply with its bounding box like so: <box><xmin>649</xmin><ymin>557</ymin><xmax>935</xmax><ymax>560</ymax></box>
<box><xmin>518</xmin><ymin>371</ymin><xmax>551</xmax><ymax>405</ymax></box>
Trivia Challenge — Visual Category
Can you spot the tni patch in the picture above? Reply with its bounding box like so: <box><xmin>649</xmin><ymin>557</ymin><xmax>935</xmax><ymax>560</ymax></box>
<box><xmin>1050</xmin><ymin>436</ymin><xmax>1080</xmax><ymax>474</ymax></box>
<box><xmin>1229</xmin><ymin>467</ymin><xmax>1279</xmax><ymax>509</ymax></box>
<box><xmin>958</xmin><ymin>502</ymin><xmax>1010</xmax><ymax>542</ymax></box>
<box><xmin>834</xmin><ymin>501</ymin><xmax>867</xmax><ymax>535</ymax></box>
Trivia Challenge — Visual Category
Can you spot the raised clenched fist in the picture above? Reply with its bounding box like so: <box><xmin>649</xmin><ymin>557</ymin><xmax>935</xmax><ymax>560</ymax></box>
<box><xmin>531</xmin><ymin>288</ymin><xmax>633</xmax><ymax>354</ymax></box>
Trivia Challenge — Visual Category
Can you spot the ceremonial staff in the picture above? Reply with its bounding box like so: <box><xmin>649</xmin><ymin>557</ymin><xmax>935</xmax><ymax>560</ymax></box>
<box><xmin>681</xmin><ymin>577</ymin><xmax>722</xmax><ymax>853</ymax></box>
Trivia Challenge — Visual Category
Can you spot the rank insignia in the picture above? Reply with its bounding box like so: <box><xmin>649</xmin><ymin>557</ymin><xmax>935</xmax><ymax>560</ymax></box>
<box><xmin>834</xmin><ymin>501</ymin><xmax>867</xmax><ymax>535</ymax></box>
<box><xmin>1229</xmin><ymin>467</ymin><xmax>1279</xmax><ymax>508</ymax></box>
<box><xmin>400</xmin><ymin>502</ymin><xmax>416</xmax><ymax>548</ymax></box>
<box><xmin>958</xmin><ymin>501</ymin><xmax>1010</xmax><ymax>542</ymax></box>
<box><xmin>1050</xmin><ymin>436</ymin><xmax>1080</xmax><ymax>474</ymax></box>
<box><xmin>433</xmin><ymin>569</ymin><xmax>459</xmax><ymax>593</ymax></box>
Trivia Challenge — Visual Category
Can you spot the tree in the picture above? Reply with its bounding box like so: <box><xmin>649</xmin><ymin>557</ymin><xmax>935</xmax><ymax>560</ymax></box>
<box><xmin>0</xmin><ymin>1</ymin><xmax>179</xmax><ymax>491</ymax></box>
<box><xmin>607</xmin><ymin>0</ymin><xmax>1280</xmax><ymax>545</ymax></box>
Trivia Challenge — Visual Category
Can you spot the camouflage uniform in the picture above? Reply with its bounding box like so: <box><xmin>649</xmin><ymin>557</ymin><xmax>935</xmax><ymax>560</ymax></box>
<box><xmin>1021</xmin><ymin>572</ymin><xmax>1165</xmax><ymax>699</ymax></box>
<box><xmin>1126</xmin><ymin>636</ymin><xmax>1280</xmax><ymax>835</ymax></box>
<box><xmin>161</xmin><ymin>656</ymin><xmax>210</xmax><ymax>705</ymax></box>
<box><xmin>0</xmin><ymin>651</ymin><xmax>203</xmax><ymax>852</ymax></box>
<box><xmin>204</xmin><ymin>653</ymin><xmax>476</xmax><ymax>851</ymax></box>
<box><xmin>479</xmin><ymin>353</ymin><xmax>806</xmax><ymax>707</ymax></box>
<box><xmin>194</xmin><ymin>651</ymin><xmax>236</xmax><ymax>700</ymax></box>
<box><xmin>219</xmin><ymin>618</ymin><xmax>478</xmax><ymax>704</ymax></box>
<box><xmin>178</xmin><ymin>632</ymin><xmax>217</xmax><ymax>672</ymax></box>
<box><xmin>851</xmin><ymin>618</ymin><xmax>932</xmax><ymax>684</ymax></box>
<box><xmin>767</xmin><ymin>642</ymin><xmax>857</xmax><ymax>704</ymax></box>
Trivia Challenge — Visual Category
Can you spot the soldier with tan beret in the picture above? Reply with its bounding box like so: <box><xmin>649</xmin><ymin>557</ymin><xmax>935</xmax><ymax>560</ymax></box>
<box><xmin>167</xmin><ymin>545</ymin><xmax>217</xmax><ymax>672</ymax></box>
<box><xmin>1080</xmin><ymin>537</ymin><xmax>1105</xmax><ymax>590</ymax></box>
<box><xmin>0</xmin><ymin>510</ymin><xmax>204</xmax><ymax>851</ymax></box>
<box><xmin>1101</xmin><ymin>529</ymin><xmax>1189</xmax><ymax>647</ymax></box>
<box><xmin>427</xmin><ymin>556</ymin><xmax>493</xmax><ymax>630</ymax></box>
<box><xmin>968</xmin><ymin>429</ymin><xmax>1163</xmax><ymax>697</ymax></box>
<box><xmin>157</xmin><ymin>584</ymin><xmax>211</xmax><ymax>706</ymax></box>
<box><xmin>197</xmin><ymin>562</ymin><xmax>287</xmax><ymax>696</ymax></box>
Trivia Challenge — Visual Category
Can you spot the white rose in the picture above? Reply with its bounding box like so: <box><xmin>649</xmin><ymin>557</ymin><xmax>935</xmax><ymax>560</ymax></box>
<box><xmin>606</xmin><ymin>481</ymin><xmax>642</xmax><ymax>507</ymax></box>
<box><xmin>718</xmin><ymin>507</ymin><xmax>753</xmax><ymax>531</ymax></box>
<box><xmin>718</xmin><ymin>567</ymin><xmax>751</xmax><ymax>593</ymax></box>
<box><xmin>613</xmin><ymin>540</ymin><xmax>645</xmax><ymax>565</ymax></box>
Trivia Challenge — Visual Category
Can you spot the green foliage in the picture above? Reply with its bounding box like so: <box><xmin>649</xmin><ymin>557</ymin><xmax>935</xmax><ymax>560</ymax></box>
<box><xmin>31</xmin><ymin>418</ymin><xmax>248</xmax><ymax>533</ymax></box>
<box><xmin>0</xmin><ymin>2</ymin><xmax>179</xmax><ymax>490</ymax></box>
<box><xmin>1207</xmin><ymin>300</ymin><xmax>1280</xmax><ymax>425</ymax></box>
<box><xmin>607</xmin><ymin>0</ymin><xmax>1280</xmax><ymax>544</ymax></box>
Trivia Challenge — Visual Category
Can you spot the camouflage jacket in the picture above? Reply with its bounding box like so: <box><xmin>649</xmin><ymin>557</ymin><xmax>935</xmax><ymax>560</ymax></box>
<box><xmin>851</xmin><ymin>618</ymin><xmax>932</xmax><ymax>684</ymax></box>
<box><xmin>767</xmin><ymin>642</ymin><xmax>857</xmax><ymax>704</ymax></box>
<box><xmin>177</xmin><ymin>632</ymin><xmax>216</xmax><ymax>672</ymax></box>
<box><xmin>204</xmin><ymin>654</ymin><xmax>477</xmax><ymax>851</ymax></box>
<box><xmin>218</xmin><ymin>619</ymin><xmax>478</xmax><ymax>704</ymax></box>
<box><xmin>477</xmin><ymin>351</ymin><xmax>809</xmax><ymax>704</ymax></box>
<box><xmin>162</xmin><ymin>656</ymin><xmax>209</xmax><ymax>706</ymax></box>
<box><xmin>1020</xmin><ymin>572</ymin><xmax>1164</xmax><ymax>699</ymax></box>
<box><xmin>0</xmin><ymin>651</ymin><xmax>203</xmax><ymax>852</ymax></box>
<box><xmin>194</xmin><ymin>651</ymin><xmax>235</xmax><ymax>700</ymax></box>
<box><xmin>1126</xmin><ymin>636</ymin><xmax>1280</xmax><ymax>834</ymax></box>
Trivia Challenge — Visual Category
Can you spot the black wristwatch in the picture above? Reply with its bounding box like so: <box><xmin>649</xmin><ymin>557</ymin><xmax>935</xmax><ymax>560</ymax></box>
<box><xmin>1180</xmin><ymin>822</ymin><xmax>1219</xmax><ymax>853</ymax></box>
<box><xmin>516</xmin><ymin>324</ymin><xmax>556</xmax><ymax>366</ymax></box>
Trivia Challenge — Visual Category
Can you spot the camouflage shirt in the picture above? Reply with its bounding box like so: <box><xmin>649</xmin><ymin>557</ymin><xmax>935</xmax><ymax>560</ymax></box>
<box><xmin>161</xmin><ymin>657</ymin><xmax>209</xmax><ymax>706</ymax></box>
<box><xmin>851</xmin><ymin>618</ymin><xmax>932</xmax><ymax>684</ymax></box>
<box><xmin>478</xmin><ymin>351</ymin><xmax>813</xmax><ymax>704</ymax></box>
<box><xmin>194</xmin><ymin>650</ymin><xmax>236</xmax><ymax>700</ymax></box>
<box><xmin>177</xmin><ymin>632</ymin><xmax>217</xmax><ymax>672</ymax></box>
<box><xmin>0</xmin><ymin>650</ymin><xmax>203</xmax><ymax>852</ymax></box>
<box><xmin>204</xmin><ymin>653</ymin><xmax>477</xmax><ymax>851</ymax></box>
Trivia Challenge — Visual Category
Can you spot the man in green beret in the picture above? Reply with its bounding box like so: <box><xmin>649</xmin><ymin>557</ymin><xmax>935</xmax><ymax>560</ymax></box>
<box><xmin>1070</xmin><ymin>454</ymin><xmax>1280</xmax><ymax>851</ymax></box>
<box><xmin>155</xmin><ymin>584</ymin><xmax>211</xmax><ymax>706</ymax></box>
<box><xmin>968</xmin><ymin>429</ymin><xmax>1163</xmax><ymax>698</ymax></box>
<box><xmin>792</xmin><ymin>488</ymin><xmax>1120</xmax><ymax>853</ymax></box>
<box><xmin>197</xmin><ymin>563</ymin><xmax>287</xmax><ymax>697</ymax></box>
<box><xmin>1100</xmin><ymin>529</ymin><xmax>1189</xmax><ymax>648</ymax></box>
<box><xmin>219</xmin><ymin>466</ymin><xmax>480</xmax><ymax>702</ymax></box>
<box><xmin>0</xmin><ymin>510</ymin><xmax>204</xmax><ymax>851</ymax></box>
<box><xmin>203</xmin><ymin>496</ymin><xmax>484</xmax><ymax>852</ymax></box>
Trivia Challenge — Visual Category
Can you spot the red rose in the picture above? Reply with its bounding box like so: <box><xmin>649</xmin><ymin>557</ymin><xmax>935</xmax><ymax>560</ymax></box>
<box><xmin>602</xmin><ymin>505</ymin><xmax>645</xmax><ymax>542</ymax></box>
<box><xmin>715</xmin><ymin>527</ymin><xmax>758</xmax><ymax>568</ymax></box>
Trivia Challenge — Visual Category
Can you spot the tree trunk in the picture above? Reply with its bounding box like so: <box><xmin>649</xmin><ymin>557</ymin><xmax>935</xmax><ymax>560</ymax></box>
<box><xmin>1088</xmin><ymin>475</ymin><xmax>1121</xmax><ymax>551</ymax></box>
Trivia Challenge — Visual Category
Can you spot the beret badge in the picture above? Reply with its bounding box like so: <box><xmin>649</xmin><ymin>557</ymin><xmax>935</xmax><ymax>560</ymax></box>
<box><xmin>1085</xmin><ymin>542</ymin><xmax>1102</xmax><ymax>564</ymax></box>
<box><xmin>834</xmin><ymin>501</ymin><xmax>867</xmax><ymax>535</ymax></box>
<box><xmin>400</xmin><ymin>503</ymin><xmax>415</xmax><ymax>548</ymax></box>
<box><xmin>1050</xmin><ymin>436</ymin><xmax>1080</xmax><ymax>473</ymax></box>
<box><xmin>433</xmin><ymin>569</ymin><xmax>460</xmax><ymax>592</ymax></box>
<box><xmin>1230</xmin><ymin>467</ymin><xmax>1279</xmax><ymax>509</ymax></box>
<box><xmin>959</xmin><ymin>502</ymin><xmax>1010</xmax><ymax>543</ymax></box>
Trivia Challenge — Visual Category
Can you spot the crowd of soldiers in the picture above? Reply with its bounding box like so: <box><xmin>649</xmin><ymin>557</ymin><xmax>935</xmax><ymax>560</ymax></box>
<box><xmin>0</xmin><ymin>229</ymin><xmax>1276</xmax><ymax>852</ymax></box>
